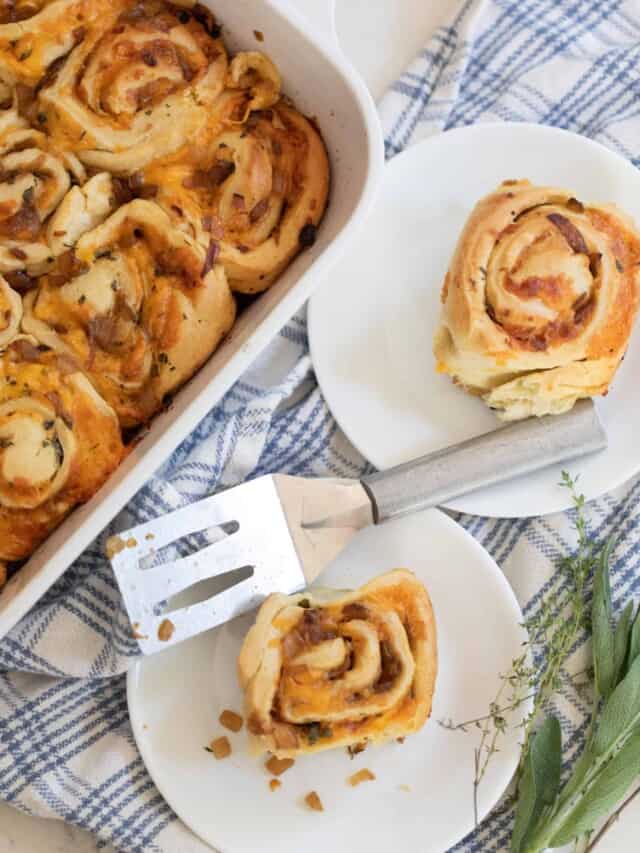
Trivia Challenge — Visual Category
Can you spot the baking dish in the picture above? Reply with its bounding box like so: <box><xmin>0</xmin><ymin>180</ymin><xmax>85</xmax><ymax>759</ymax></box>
<box><xmin>0</xmin><ymin>0</ymin><xmax>384</xmax><ymax>638</ymax></box>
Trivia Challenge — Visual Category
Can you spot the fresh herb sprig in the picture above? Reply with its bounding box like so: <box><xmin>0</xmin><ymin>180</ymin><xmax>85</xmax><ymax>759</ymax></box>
<box><xmin>442</xmin><ymin>472</ymin><xmax>640</xmax><ymax>849</ymax></box>
<box><xmin>512</xmin><ymin>527</ymin><xmax>640</xmax><ymax>852</ymax></box>
<box><xmin>440</xmin><ymin>472</ymin><xmax>596</xmax><ymax>822</ymax></box>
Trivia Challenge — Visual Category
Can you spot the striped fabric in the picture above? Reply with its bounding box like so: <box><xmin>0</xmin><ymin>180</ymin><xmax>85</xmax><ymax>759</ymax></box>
<box><xmin>2</xmin><ymin>0</ymin><xmax>640</xmax><ymax>850</ymax></box>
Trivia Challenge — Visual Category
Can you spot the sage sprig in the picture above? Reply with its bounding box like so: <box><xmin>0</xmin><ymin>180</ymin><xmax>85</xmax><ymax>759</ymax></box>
<box><xmin>511</xmin><ymin>522</ymin><xmax>640</xmax><ymax>852</ymax></box>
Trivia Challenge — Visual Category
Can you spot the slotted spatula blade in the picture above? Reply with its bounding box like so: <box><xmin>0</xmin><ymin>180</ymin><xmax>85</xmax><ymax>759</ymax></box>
<box><xmin>108</xmin><ymin>476</ymin><xmax>372</xmax><ymax>654</ymax></box>
<box><xmin>109</xmin><ymin>399</ymin><xmax>606</xmax><ymax>654</ymax></box>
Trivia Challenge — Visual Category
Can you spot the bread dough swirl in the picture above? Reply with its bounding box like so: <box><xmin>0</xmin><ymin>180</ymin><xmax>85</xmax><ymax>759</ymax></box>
<box><xmin>0</xmin><ymin>104</ymin><xmax>115</xmax><ymax>274</ymax></box>
<box><xmin>0</xmin><ymin>335</ymin><xmax>124</xmax><ymax>562</ymax></box>
<box><xmin>434</xmin><ymin>180</ymin><xmax>640</xmax><ymax>420</ymax></box>
<box><xmin>0</xmin><ymin>0</ymin><xmax>109</xmax><ymax>85</ymax></box>
<box><xmin>39</xmin><ymin>0</ymin><xmax>228</xmax><ymax>173</ymax></box>
<box><xmin>22</xmin><ymin>198</ymin><xmax>235</xmax><ymax>426</ymax></box>
<box><xmin>0</xmin><ymin>275</ymin><xmax>21</xmax><ymax>346</ymax></box>
<box><xmin>147</xmin><ymin>100</ymin><xmax>330</xmax><ymax>293</ymax></box>
<box><xmin>238</xmin><ymin>570</ymin><xmax>437</xmax><ymax>758</ymax></box>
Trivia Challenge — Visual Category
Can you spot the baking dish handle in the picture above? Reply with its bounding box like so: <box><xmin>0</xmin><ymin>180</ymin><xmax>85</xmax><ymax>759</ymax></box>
<box><xmin>286</xmin><ymin>0</ymin><xmax>338</xmax><ymax>50</ymax></box>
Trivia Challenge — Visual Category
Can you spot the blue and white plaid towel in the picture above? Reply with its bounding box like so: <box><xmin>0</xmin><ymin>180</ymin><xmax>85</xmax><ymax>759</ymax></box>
<box><xmin>2</xmin><ymin>1</ymin><xmax>640</xmax><ymax>850</ymax></box>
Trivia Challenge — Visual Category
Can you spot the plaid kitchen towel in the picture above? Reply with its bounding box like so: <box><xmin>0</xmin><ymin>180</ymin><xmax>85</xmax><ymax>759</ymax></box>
<box><xmin>2</xmin><ymin>0</ymin><xmax>640</xmax><ymax>850</ymax></box>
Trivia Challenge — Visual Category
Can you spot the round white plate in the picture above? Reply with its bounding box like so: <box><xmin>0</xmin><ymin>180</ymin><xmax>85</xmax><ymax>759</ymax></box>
<box><xmin>128</xmin><ymin>509</ymin><xmax>530</xmax><ymax>853</ymax></box>
<box><xmin>308</xmin><ymin>122</ymin><xmax>640</xmax><ymax>517</ymax></box>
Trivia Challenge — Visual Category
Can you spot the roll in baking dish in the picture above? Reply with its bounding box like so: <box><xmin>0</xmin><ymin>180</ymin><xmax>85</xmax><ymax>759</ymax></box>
<box><xmin>434</xmin><ymin>180</ymin><xmax>640</xmax><ymax>420</ymax></box>
<box><xmin>0</xmin><ymin>335</ymin><xmax>124</xmax><ymax>565</ymax></box>
<box><xmin>238</xmin><ymin>569</ymin><xmax>438</xmax><ymax>758</ymax></box>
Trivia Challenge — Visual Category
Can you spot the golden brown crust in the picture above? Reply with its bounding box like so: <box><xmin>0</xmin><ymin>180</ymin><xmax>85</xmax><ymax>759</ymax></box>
<box><xmin>0</xmin><ymin>0</ymin><xmax>113</xmax><ymax>86</ymax></box>
<box><xmin>38</xmin><ymin>0</ymin><xmax>228</xmax><ymax>172</ymax></box>
<box><xmin>146</xmin><ymin>101</ymin><xmax>330</xmax><ymax>293</ymax></box>
<box><xmin>434</xmin><ymin>180</ymin><xmax>640</xmax><ymax>420</ymax></box>
<box><xmin>21</xmin><ymin>199</ymin><xmax>236</xmax><ymax>426</ymax></box>
<box><xmin>0</xmin><ymin>335</ymin><xmax>124</xmax><ymax>562</ymax></box>
<box><xmin>238</xmin><ymin>569</ymin><xmax>438</xmax><ymax>758</ymax></box>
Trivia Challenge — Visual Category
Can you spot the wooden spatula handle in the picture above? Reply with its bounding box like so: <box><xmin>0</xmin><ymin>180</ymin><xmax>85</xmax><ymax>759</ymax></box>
<box><xmin>361</xmin><ymin>399</ymin><xmax>606</xmax><ymax>523</ymax></box>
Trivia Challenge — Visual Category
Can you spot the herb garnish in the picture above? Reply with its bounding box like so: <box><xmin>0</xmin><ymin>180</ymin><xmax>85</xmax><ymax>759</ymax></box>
<box><xmin>305</xmin><ymin>722</ymin><xmax>332</xmax><ymax>745</ymax></box>
<box><xmin>444</xmin><ymin>472</ymin><xmax>640</xmax><ymax>851</ymax></box>
<box><xmin>510</xmin><ymin>518</ymin><xmax>640</xmax><ymax>851</ymax></box>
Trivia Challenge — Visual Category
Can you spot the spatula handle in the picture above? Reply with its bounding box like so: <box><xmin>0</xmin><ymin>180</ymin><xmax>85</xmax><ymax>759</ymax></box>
<box><xmin>360</xmin><ymin>399</ymin><xmax>606</xmax><ymax>522</ymax></box>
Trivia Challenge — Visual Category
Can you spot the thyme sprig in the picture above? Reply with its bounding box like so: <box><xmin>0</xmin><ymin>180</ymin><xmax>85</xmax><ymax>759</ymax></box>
<box><xmin>440</xmin><ymin>471</ymin><xmax>595</xmax><ymax>823</ymax></box>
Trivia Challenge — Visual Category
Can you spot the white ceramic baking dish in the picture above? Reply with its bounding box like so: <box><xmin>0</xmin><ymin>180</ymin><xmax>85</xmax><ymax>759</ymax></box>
<box><xmin>0</xmin><ymin>0</ymin><xmax>383</xmax><ymax>638</ymax></box>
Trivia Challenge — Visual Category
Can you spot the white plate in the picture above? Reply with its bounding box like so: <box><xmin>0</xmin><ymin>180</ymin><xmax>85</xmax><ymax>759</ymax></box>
<box><xmin>308</xmin><ymin>122</ymin><xmax>640</xmax><ymax>517</ymax></box>
<box><xmin>128</xmin><ymin>509</ymin><xmax>529</xmax><ymax>853</ymax></box>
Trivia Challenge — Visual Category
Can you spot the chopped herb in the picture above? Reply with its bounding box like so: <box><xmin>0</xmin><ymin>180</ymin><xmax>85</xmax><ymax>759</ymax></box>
<box><xmin>298</xmin><ymin>598</ymin><xmax>311</xmax><ymax>608</ymax></box>
<box><xmin>305</xmin><ymin>722</ymin><xmax>332</xmax><ymax>745</ymax></box>
<box><xmin>78</xmin><ymin>294</ymin><xmax>86</xmax><ymax>304</ymax></box>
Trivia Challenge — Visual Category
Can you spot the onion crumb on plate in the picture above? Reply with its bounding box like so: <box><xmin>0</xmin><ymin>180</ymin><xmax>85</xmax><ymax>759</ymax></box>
<box><xmin>207</xmin><ymin>737</ymin><xmax>231</xmax><ymax>760</ymax></box>
<box><xmin>265</xmin><ymin>756</ymin><xmax>294</xmax><ymax>776</ymax></box>
<box><xmin>219</xmin><ymin>709</ymin><xmax>243</xmax><ymax>732</ymax></box>
<box><xmin>347</xmin><ymin>768</ymin><xmax>376</xmax><ymax>787</ymax></box>
<box><xmin>304</xmin><ymin>791</ymin><xmax>324</xmax><ymax>812</ymax></box>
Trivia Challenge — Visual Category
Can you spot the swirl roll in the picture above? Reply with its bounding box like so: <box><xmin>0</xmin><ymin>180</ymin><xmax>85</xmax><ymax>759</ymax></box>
<box><xmin>238</xmin><ymin>570</ymin><xmax>437</xmax><ymax>758</ymax></box>
<box><xmin>434</xmin><ymin>180</ymin><xmax>640</xmax><ymax>420</ymax></box>
<box><xmin>0</xmin><ymin>104</ymin><xmax>115</xmax><ymax>273</ymax></box>
<box><xmin>39</xmin><ymin>0</ymin><xmax>228</xmax><ymax>172</ymax></box>
<box><xmin>0</xmin><ymin>335</ymin><xmax>124</xmax><ymax>563</ymax></box>
<box><xmin>0</xmin><ymin>0</ymin><xmax>108</xmax><ymax>85</ymax></box>
<box><xmin>146</xmin><ymin>100</ymin><xmax>330</xmax><ymax>293</ymax></box>
<box><xmin>22</xmin><ymin>198</ymin><xmax>235</xmax><ymax>426</ymax></box>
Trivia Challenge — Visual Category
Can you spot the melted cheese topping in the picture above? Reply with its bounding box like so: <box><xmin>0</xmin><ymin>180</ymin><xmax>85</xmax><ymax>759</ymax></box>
<box><xmin>0</xmin><ymin>337</ymin><xmax>124</xmax><ymax>561</ymax></box>
<box><xmin>144</xmin><ymin>101</ymin><xmax>329</xmax><ymax>293</ymax></box>
<box><xmin>239</xmin><ymin>570</ymin><xmax>438</xmax><ymax>757</ymax></box>
<box><xmin>22</xmin><ymin>198</ymin><xmax>235</xmax><ymax>426</ymax></box>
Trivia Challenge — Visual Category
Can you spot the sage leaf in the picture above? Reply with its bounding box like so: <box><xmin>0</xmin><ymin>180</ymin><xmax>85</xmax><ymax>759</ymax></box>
<box><xmin>593</xmin><ymin>654</ymin><xmax>640</xmax><ymax>756</ymax></box>
<box><xmin>558</xmin><ymin>746</ymin><xmax>593</xmax><ymax>803</ymax></box>
<box><xmin>625</xmin><ymin>604</ymin><xmax>640</xmax><ymax>676</ymax></box>
<box><xmin>613</xmin><ymin>601</ymin><xmax>634</xmax><ymax>687</ymax></box>
<box><xmin>592</xmin><ymin>538</ymin><xmax>616</xmax><ymax>698</ymax></box>
<box><xmin>549</xmin><ymin>731</ymin><xmax>640</xmax><ymax>846</ymax></box>
<box><xmin>511</xmin><ymin>717</ymin><xmax>562</xmax><ymax>853</ymax></box>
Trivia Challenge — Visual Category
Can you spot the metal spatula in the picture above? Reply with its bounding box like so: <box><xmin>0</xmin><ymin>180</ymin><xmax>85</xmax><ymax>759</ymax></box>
<box><xmin>108</xmin><ymin>400</ymin><xmax>606</xmax><ymax>654</ymax></box>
